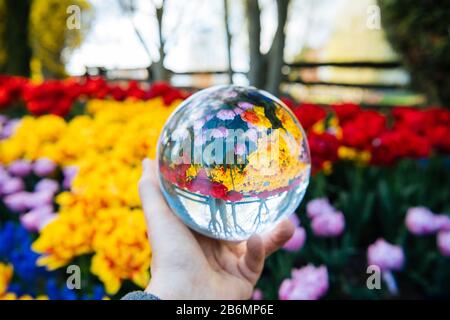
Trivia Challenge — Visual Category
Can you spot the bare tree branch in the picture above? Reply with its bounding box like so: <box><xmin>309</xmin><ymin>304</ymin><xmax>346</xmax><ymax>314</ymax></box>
<box><xmin>118</xmin><ymin>0</ymin><xmax>153</xmax><ymax>63</ymax></box>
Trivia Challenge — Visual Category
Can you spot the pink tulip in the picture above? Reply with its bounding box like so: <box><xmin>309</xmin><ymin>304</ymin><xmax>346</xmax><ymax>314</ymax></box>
<box><xmin>437</xmin><ymin>231</ymin><xmax>450</xmax><ymax>257</ymax></box>
<box><xmin>311</xmin><ymin>211</ymin><xmax>345</xmax><ymax>237</ymax></box>
<box><xmin>434</xmin><ymin>214</ymin><xmax>450</xmax><ymax>232</ymax></box>
<box><xmin>279</xmin><ymin>264</ymin><xmax>328</xmax><ymax>300</ymax></box>
<box><xmin>251</xmin><ymin>289</ymin><xmax>263</xmax><ymax>300</ymax></box>
<box><xmin>306</xmin><ymin>198</ymin><xmax>335</xmax><ymax>219</ymax></box>
<box><xmin>283</xmin><ymin>227</ymin><xmax>306</xmax><ymax>251</ymax></box>
<box><xmin>367</xmin><ymin>238</ymin><xmax>404</xmax><ymax>272</ymax></box>
<box><xmin>288</xmin><ymin>213</ymin><xmax>300</xmax><ymax>227</ymax></box>
<box><xmin>405</xmin><ymin>207</ymin><xmax>440</xmax><ymax>235</ymax></box>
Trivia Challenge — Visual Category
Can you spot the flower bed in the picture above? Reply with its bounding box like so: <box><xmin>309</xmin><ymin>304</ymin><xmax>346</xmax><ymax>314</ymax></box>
<box><xmin>0</xmin><ymin>76</ymin><xmax>449</xmax><ymax>299</ymax></box>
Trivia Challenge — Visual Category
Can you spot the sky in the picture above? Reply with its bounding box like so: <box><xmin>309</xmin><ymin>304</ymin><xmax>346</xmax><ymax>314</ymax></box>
<box><xmin>66</xmin><ymin>0</ymin><xmax>345</xmax><ymax>76</ymax></box>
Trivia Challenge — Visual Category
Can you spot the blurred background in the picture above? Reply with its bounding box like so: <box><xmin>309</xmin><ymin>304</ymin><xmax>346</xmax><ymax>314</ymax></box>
<box><xmin>0</xmin><ymin>0</ymin><xmax>449</xmax><ymax>300</ymax></box>
<box><xmin>1</xmin><ymin>0</ymin><xmax>448</xmax><ymax>106</ymax></box>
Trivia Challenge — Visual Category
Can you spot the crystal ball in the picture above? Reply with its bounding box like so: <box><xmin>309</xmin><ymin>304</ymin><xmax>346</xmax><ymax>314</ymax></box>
<box><xmin>157</xmin><ymin>85</ymin><xmax>311</xmax><ymax>241</ymax></box>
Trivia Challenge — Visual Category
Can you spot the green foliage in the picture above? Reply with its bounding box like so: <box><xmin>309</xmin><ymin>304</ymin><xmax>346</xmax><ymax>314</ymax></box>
<box><xmin>29</xmin><ymin>0</ymin><xmax>93</xmax><ymax>79</ymax></box>
<box><xmin>0</xmin><ymin>0</ymin><xmax>92</xmax><ymax>78</ymax></box>
<box><xmin>260</xmin><ymin>157</ymin><xmax>450</xmax><ymax>299</ymax></box>
<box><xmin>378</xmin><ymin>0</ymin><xmax>450</xmax><ymax>106</ymax></box>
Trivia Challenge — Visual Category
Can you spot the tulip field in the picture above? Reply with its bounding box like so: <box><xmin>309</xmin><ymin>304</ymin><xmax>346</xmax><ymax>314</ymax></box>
<box><xmin>0</xmin><ymin>75</ymin><xmax>449</xmax><ymax>299</ymax></box>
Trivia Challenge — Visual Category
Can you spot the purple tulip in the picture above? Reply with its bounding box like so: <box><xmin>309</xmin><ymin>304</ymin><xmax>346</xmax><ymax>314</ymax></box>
<box><xmin>234</xmin><ymin>143</ymin><xmax>247</xmax><ymax>156</ymax></box>
<box><xmin>237</xmin><ymin>102</ymin><xmax>253</xmax><ymax>110</ymax></box>
<box><xmin>405</xmin><ymin>207</ymin><xmax>439</xmax><ymax>235</ymax></box>
<box><xmin>211</xmin><ymin>126</ymin><xmax>229</xmax><ymax>139</ymax></box>
<box><xmin>193</xmin><ymin>118</ymin><xmax>206</xmax><ymax>130</ymax></box>
<box><xmin>20</xmin><ymin>205</ymin><xmax>56</xmax><ymax>232</ymax></box>
<box><xmin>35</xmin><ymin>178</ymin><xmax>59</xmax><ymax>195</ymax></box>
<box><xmin>171</xmin><ymin>128</ymin><xmax>189</xmax><ymax>141</ymax></box>
<box><xmin>0</xmin><ymin>115</ymin><xmax>7</xmax><ymax>126</ymax></box>
<box><xmin>233</xmin><ymin>107</ymin><xmax>244</xmax><ymax>115</ymax></box>
<box><xmin>8</xmin><ymin>159</ymin><xmax>32</xmax><ymax>177</ymax></box>
<box><xmin>283</xmin><ymin>227</ymin><xmax>306</xmax><ymax>251</ymax></box>
<box><xmin>33</xmin><ymin>158</ymin><xmax>57</xmax><ymax>177</ymax></box>
<box><xmin>63</xmin><ymin>166</ymin><xmax>78</xmax><ymax>189</ymax></box>
<box><xmin>279</xmin><ymin>265</ymin><xmax>329</xmax><ymax>300</ymax></box>
<box><xmin>222</xmin><ymin>90</ymin><xmax>238</xmax><ymax>98</ymax></box>
<box><xmin>434</xmin><ymin>214</ymin><xmax>450</xmax><ymax>232</ymax></box>
<box><xmin>0</xmin><ymin>177</ymin><xmax>25</xmax><ymax>195</ymax></box>
<box><xmin>245</xmin><ymin>128</ymin><xmax>258</xmax><ymax>142</ymax></box>
<box><xmin>437</xmin><ymin>231</ymin><xmax>450</xmax><ymax>257</ymax></box>
<box><xmin>3</xmin><ymin>192</ymin><xmax>32</xmax><ymax>212</ymax></box>
<box><xmin>367</xmin><ymin>238</ymin><xmax>404</xmax><ymax>272</ymax></box>
<box><xmin>216</xmin><ymin>109</ymin><xmax>235</xmax><ymax>121</ymax></box>
<box><xmin>405</xmin><ymin>207</ymin><xmax>450</xmax><ymax>235</ymax></box>
<box><xmin>26</xmin><ymin>190</ymin><xmax>54</xmax><ymax>209</ymax></box>
<box><xmin>1</xmin><ymin>119</ymin><xmax>20</xmax><ymax>139</ymax></box>
<box><xmin>194</xmin><ymin>133</ymin><xmax>206</xmax><ymax>146</ymax></box>
<box><xmin>311</xmin><ymin>211</ymin><xmax>345</xmax><ymax>237</ymax></box>
<box><xmin>0</xmin><ymin>165</ymin><xmax>10</xmax><ymax>186</ymax></box>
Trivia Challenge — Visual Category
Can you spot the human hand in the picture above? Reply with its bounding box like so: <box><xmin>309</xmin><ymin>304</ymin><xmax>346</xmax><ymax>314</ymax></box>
<box><xmin>139</xmin><ymin>158</ymin><xmax>295</xmax><ymax>300</ymax></box>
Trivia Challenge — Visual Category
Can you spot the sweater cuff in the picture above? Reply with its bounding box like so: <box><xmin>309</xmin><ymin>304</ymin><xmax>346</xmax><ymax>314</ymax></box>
<box><xmin>121</xmin><ymin>291</ymin><xmax>161</xmax><ymax>300</ymax></box>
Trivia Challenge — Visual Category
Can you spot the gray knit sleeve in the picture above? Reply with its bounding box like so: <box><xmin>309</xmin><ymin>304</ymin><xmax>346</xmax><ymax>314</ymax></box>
<box><xmin>121</xmin><ymin>291</ymin><xmax>161</xmax><ymax>300</ymax></box>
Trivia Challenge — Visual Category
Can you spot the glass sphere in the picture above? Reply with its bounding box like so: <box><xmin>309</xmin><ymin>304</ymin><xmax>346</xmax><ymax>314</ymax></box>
<box><xmin>157</xmin><ymin>85</ymin><xmax>310</xmax><ymax>241</ymax></box>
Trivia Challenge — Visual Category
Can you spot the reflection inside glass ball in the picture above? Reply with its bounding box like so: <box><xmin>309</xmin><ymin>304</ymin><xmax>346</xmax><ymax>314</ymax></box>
<box><xmin>157</xmin><ymin>85</ymin><xmax>311</xmax><ymax>241</ymax></box>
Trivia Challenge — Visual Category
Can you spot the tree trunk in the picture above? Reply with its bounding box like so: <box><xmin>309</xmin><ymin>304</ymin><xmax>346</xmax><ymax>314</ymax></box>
<box><xmin>223</xmin><ymin>0</ymin><xmax>233</xmax><ymax>84</ymax></box>
<box><xmin>246</xmin><ymin>0</ymin><xmax>289</xmax><ymax>95</ymax></box>
<box><xmin>4</xmin><ymin>0</ymin><xmax>32</xmax><ymax>76</ymax></box>
<box><xmin>152</xmin><ymin>1</ymin><xmax>169</xmax><ymax>81</ymax></box>
<box><xmin>265</xmin><ymin>0</ymin><xmax>289</xmax><ymax>95</ymax></box>
<box><xmin>246</xmin><ymin>0</ymin><xmax>265</xmax><ymax>88</ymax></box>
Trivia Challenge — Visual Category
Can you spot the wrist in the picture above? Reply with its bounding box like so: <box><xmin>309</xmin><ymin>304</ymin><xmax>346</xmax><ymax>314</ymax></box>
<box><xmin>145</xmin><ymin>279</ymin><xmax>172</xmax><ymax>300</ymax></box>
<box><xmin>145</xmin><ymin>273</ymin><xmax>187</xmax><ymax>300</ymax></box>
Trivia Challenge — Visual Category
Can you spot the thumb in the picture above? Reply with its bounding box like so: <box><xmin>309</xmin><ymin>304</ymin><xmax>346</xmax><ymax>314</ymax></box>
<box><xmin>139</xmin><ymin>158</ymin><xmax>194</xmax><ymax>248</ymax></box>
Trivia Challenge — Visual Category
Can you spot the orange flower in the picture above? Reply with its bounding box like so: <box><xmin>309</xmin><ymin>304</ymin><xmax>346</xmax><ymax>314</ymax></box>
<box><xmin>241</xmin><ymin>110</ymin><xmax>260</xmax><ymax>124</ymax></box>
